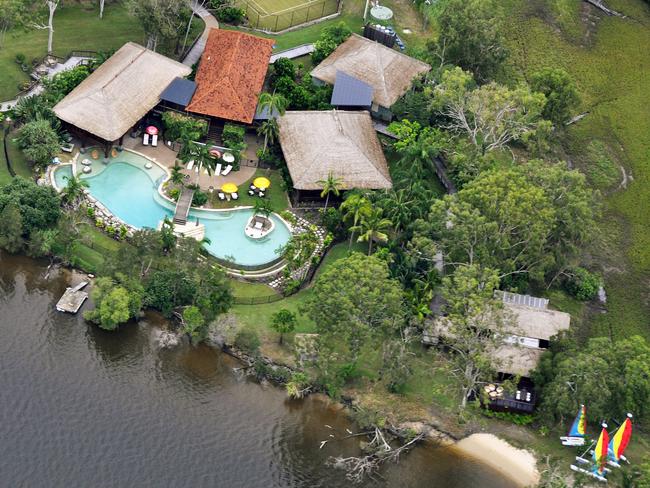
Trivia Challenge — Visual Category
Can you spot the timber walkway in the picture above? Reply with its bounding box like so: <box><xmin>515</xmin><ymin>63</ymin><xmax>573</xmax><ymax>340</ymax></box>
<box><xmin>270</xmin><ymin>44</ymin><xmax>315</xmax><ymax>63</ymax></box>
<box><xmin>174</xmin><ymin>188</ymin><xmax>194</xmax><ymax>225</ymax></box>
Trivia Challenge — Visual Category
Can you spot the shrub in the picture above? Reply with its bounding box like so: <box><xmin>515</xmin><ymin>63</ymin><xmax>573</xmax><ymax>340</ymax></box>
<box><xmin>234</xmin><ymin>328</ymin><xmax>260</xmax><ymax>355</ymax></box>
<box><xmin>86</xmin><ymin>206</ymin><xmax>95</xmax><ymax>218</ymax></box>
<box><xmin>312</xmin><ymin>22</ymin><xmax>352</xmax><ymax>64</ymax></box>
<box><xmin>565</xmin><ymin>267</ymin><xmax>602</xmax><ymax>301</ymax></box>
<box><xmin>16</xmin><ymin>119</ymin><xmax>60</xmax><ymax>167</ymax></box>
<box><xmin>169</xmin><ymin>188</ymin><xmax>180</xmax><ymax>201</ymax></box>
<box><xmin>15</xmin><ymin>53</ymin><xmax>26</xmax><ymax>64</ymax></box>
<box><xmin>161</xmin><ymin>111</ymin><xmax>207</xmax><ymax>142</ymax></box>
<box><xmin>273</xmin><ymin>57</ymin><xmax>296</xmax><ymax>80</ymax></box>
<box><xmin>222</xmin><ymin>123</ymin><xmax>247</xmax><ymax>163</ymax></box>
<box><xmin>192</xmin><ymin>190</ymin><xmax>208</xmax><ymax>206</ymax></box>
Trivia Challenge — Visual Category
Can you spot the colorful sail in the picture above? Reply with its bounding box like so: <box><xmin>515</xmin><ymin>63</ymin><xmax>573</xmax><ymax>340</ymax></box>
<box><xmin>609</xmin><ymin>414</ymin><xmax>633</xmax><ymax>462</ymax></box>
<box><xmin>592</xmin><ymin>424</ymin><xmax>610</xmax><ymax>475</ymax></box>
<box><xmin>568</xmin><ymin>405</ymin><xmax>587</xmax><ymax>437</ymax></box>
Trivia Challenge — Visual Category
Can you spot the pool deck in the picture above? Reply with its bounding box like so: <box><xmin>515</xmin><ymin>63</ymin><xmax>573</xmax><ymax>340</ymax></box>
<box><xmin>121</xmin><ymin>137</ymin><xmax>257</xmax><ymax>191</ymax></box>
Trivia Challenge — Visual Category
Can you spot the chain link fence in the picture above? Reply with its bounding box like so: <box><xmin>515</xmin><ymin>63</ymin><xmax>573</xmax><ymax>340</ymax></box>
<box><xmin>239</xmin><ymin>0</ymin><xmax>340</xmax><ymax>32</ymax></box>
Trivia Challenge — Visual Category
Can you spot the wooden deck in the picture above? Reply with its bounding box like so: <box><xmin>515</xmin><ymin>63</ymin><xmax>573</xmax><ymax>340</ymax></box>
<box><xmin>56</xmin><ymin>281</ymin><xmax>89</xmax><ymax>313</ymax></box>
<box><xmin>173</xmin><ymin>188</ymin><xmax>194</xmax><ymax>225</ymax></box>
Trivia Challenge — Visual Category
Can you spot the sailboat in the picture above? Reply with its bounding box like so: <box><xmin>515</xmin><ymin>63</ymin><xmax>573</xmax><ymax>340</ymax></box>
<box><xmin>607</xmin><ymin>413</ymin><xmax>633</xmax><ymax>468</ymax></box>
<box><xmin>571</xmin><ymin>423</ymin><xmax>610</xmax><ymax>482</ymax></box>
<box><xmin>561</xmin><ymin>404</ymin><xmax>587</xmax><ymax>446</ymax></box>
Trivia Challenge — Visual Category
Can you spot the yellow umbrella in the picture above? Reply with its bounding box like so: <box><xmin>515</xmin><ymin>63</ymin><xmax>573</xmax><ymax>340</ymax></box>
<box><xmin>253</xmin><ymin>176</ymin><xmax>271</xmax><ymax>190</ymax></box>
<box><xmin>221</xmin><ymin>182</ymin><xmax>238</xmax><ymax>193</ymax></box>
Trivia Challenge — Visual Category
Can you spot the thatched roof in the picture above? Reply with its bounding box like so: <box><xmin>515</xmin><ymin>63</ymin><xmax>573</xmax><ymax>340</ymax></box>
<box><xmin>278</xmin><ymin>110</ymin><xmax>392</xmax><ymax>191</ymax></box>
<box><xmin>311</xmin><ymin>34</ymin><xmax>431</xmax><ymax>108</ymax></box>
<box><xmin>53</xmin><ymin>43</ymin><xmax>191</xmax><ymax>142</ymax></box>
<box><xmin>493</xmin><ymin>345</ymin><xmax>544</xmax><ymax>377</ymax></box>
<box><xmin>505</xmin><ymin>303</ymin><xmax>570</xmax><ymax>341</ymax></box>
<box><xmin>186</xmin><ymin>29</ymin><xmax>274</xmax><ymax>124</ymax></box>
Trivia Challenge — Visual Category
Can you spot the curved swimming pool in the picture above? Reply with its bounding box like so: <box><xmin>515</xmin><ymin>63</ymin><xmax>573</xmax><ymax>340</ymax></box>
<box><xmin>52</xmin><ymin>152</ymin><xmax>291</xmax><ymax>267</ymax></box>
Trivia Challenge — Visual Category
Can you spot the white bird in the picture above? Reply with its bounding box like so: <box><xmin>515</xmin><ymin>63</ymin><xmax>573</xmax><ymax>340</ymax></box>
<box><xmin>324</xmin><ymin>424</ymin><xmax>333</xmax><ymax>429</ymax></box>
<box><xmin>346</xmin><ymin>429</ymin><xmax>353</xmax><ymax>434</ymax></box>
<box><xmin>329</xmin><ymin>434</ymin><xmax>335</xmax><ymax>438</ymax></box>
<box><xmin>319</xmin><ymin>441</ymin><xmax>328</xmax><ymax>449</ymax></box>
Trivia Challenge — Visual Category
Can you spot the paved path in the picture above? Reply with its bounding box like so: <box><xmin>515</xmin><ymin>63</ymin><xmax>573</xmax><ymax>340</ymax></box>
<box><xmin>182</xmin><ymin>4</ymin><xmax>219</xmax><ymax>67</ymax></box>
<box><xmin>269</xmin><ymin>44</ymin><xmax>315</xmax><ymax>63</ymax></box>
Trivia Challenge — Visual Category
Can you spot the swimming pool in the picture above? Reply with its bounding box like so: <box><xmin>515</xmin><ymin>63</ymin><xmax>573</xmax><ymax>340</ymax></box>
<box><xmin>52</xmin><ymin>152</ymin><xmax>291</xmax><ymax>267</ymax></box>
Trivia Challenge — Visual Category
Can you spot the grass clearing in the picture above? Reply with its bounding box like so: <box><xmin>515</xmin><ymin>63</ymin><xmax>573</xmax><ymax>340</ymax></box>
<box><xmin>208</xmin><ymin>169</ymin><xmax>290</xmax><ymax>211</ymax></box>
<box><xmin>0</xmin><ymin>3</ymin><xmax>145</xmax><ymax>101</ymax></box>
<box><xmin>502</xmin><ymin>0</ymin><xmax>650</xmax><ymax>340</ymax></box>
<box><xmin>237</xmin><ymin>0</ymin><xmax>339</xmax><ymax>32</ymax></box>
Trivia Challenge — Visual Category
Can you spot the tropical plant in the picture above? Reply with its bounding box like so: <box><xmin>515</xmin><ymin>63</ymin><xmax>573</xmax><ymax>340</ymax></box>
<box><xmin>257</xmin><ymin>91</ymin><xmax>288</xmax><ymax>118</ymax></box>
<box><xmin>61</xmin><ymin>174</ymin><xmax>89</xmax><ymax>208</ymax></box>
<box><xmin>253</xmin><ymin>198</ymin><xmax>273</xmax><ymax>218</ymax></box>
<box><xmin>184</xmin><ymin>141</ymin><xmax>216</xmax><ymax>183</ymax></box>
<box><xmin>270</xmin><ymin>308</ymin><xmax>297</xmax><ymax>345</ymax></box>
<box><xmin>316</xmin><ymin>171</ymin><xmax>342</xmax><ymax>209</ymax></box>
<box><xmin>16</xmin><ymin>118</ymin><xmax>60</xmax><ymax>167</ymax></box>
<box><xmin>352</xmin><ymin>208</ymin><xmax>392</xmax><ymax>255</ymax></box>
<box><xmin>170</xmin><ymin>165</ymin><xmax>185</xmax><ymax>187</ymax></box>
<box><xmin>256</xmin><ymin>118</ymin><xmax>279</xmax><ymax>154</ymax></box>
<box><xmin>340</xmin><ymin>193</ymin><xmax>371</xmax><ymax>250</ymax></box>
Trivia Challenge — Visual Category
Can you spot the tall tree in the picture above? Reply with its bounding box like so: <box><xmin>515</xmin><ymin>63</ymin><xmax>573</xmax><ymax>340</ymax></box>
<box><xmin>61</xmin><ymin>174</ymin><xmax>89</xmax><ymax>208</ymax></box>
<box><xmin>440</xmin><ymin>264</ymin><xmax>512</xmax><ymax>410</ymax></box>
<box><xmin>433</xmin><ymin>68</ymin><xmax>547</xmax><ymax>154</ymax></box>
<box><xmin>0</xmin><ymin>202</ymin><xmax>24</xmax><ymax>252</ymax></box>
<box><xmin>430</xmin><ymin>0</ymin><xmax>508</xmax><ymax>81</ymax></box>
<box><xmin>305</xmin><ymin>253</ymin><xmax>405</xmax><ymax>368</ymax></box>
<box><xmin>0</xmin><ymin>0</ymin><xmax>27</xmax><ymax>48</ymax></box>
<box><xmin>29</xmin><ymin>0</ymin><xmax>59</xmax><ymax>53</ymax></box>
<box><xmin>316</xmin><ymin>171</ymin><xmax>342</xmax><ymax>209</ymax></box>
<box><xmin>127</xmin><ymin>0</ymin><xmax>189</xmax><ymax>51</ymax></box>
<box><xmin>16</xmin><ymin>118</ymin><xmax>60</xmax><ymax>168</ymax></box>
<box><xmin>531</xmin><ymin>67</ymin><xmax>580</xmax><ymax>126</ymax></box>
<box><xmin>256</xmin><ymin>118</ymin><xmax>278</xmax><ymax>154</ymax></box>
<box><xmin>340</xmin><ymin>192</ymin><xmax>371</xmax><ymax>250</ymax></box>
<box><xmin>257</xmin><ymin>91</ymin><xmax>288</xmax><ymax>119</ymax></box>
<box><xmin>352</xmin><ymin>208</ymin><xmax>392</xmax><ymax>255</ymax></box>
<box><xmin>270</xmin><ymin>308</ymin><xmax>297</xmax><ymax>345</ymax></box>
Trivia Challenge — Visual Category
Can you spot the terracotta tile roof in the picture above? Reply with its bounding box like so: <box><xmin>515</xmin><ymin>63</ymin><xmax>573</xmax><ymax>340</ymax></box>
<box><xmin>186</xmin><ymin>29</ymin><xmax>274</xmax><ymax>124</ymax></box>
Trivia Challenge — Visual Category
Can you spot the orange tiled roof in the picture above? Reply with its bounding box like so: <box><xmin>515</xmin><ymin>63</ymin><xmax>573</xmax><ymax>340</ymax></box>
<box><xmin>186</xmin><ymin>29</ymin><xmax>274</xmax><ymax>124</ymax></box>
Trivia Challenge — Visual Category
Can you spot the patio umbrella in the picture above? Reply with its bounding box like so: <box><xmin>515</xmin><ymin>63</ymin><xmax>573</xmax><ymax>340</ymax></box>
<box><xmin>222</xmin><ymin>152</ymin><xmax>235</xmax><ymax>163</ymax></box>
<box><xmin>209</xmin><ymin>148</ymin><xmax>222</xmax><ymax>158</ymax></box>
<box><xmin>221</xmin><ymin>182</ymin><xmax>238</xmax><ymax>194</ymax></box>
<box><xmin>253</xmin><ymin>177</ymin><xmax>271</xmax><ymax>190</ymax></box>
<box><xmin>145</xmin><ymin>126</ymin><xmax>159</xmax><ymax>135</ymax></box>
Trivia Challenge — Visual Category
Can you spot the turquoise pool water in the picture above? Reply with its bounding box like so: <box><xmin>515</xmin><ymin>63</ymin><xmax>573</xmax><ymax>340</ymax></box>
<box><xmin>52</xmin><ymin>155</ymin><xmax>291</xmax><ymax>267</ymax></box>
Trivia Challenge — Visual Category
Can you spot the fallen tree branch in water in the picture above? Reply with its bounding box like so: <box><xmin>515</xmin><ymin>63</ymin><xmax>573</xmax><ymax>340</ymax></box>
<box><xmin>327</xmin><ymin>427</ymin><xmax>426</xmax><ymax>483</ymax></box>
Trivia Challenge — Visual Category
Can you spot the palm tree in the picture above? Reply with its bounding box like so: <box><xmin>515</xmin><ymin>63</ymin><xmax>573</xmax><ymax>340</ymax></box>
<box><xmin>316</xmin><ymin>171</ymin><xmax>343</xmax><ymax>209</ymax></box>
<box><xmin>187</xmin><ymin>141</ymin><xmax>216</xmax><ymax>184</ymax></box>
<box><xmin>170</xmin><ymin>165</ymin><xmax>185</xmax><ymax>187</ymax></box>
<box><xmin>258</xmin><ymin>91</ymin><xmax>288</xmax><ymax>119</ymax></box>
<box><xmin>352</xmin><ymin>208</ymin><xmax>392</xmax><ymax>255</ymax></box>
<box><xmin>61</xmin><ymin>174</ymin><xmax>89</xmax><ymax>208</ymax></box>
<box><xmin>253</xmin><ymin>198</ymin><xmax>274</xmax><ymax>218</ymax></box>
<box><xmin>256</xmin><ymin>118</ymin><xmax>279</xmax><ymax>154</ymax></box>
<box><xmin>340</xmin><ymin>193</ymin><xmax>371</xmax><ymax>251</ymax></box>
<box><xmin>382</xmin><ymin>189</ymin><xmax>415</xmax><ymax>234</ymax></box>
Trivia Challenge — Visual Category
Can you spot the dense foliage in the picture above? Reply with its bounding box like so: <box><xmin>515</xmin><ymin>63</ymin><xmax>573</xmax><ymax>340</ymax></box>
<box><xmin>311</xmin><ymin>21</ymin><xmax>351</xmax><ymax>64</ymax></box>
<box><xmin>16</xmin><ymin>118</ymin><xmax>60</xmax><ymax>167</ymax></box>
<box><xmin>162</xmin><ymin>111</ymin><xmax>208</xmax><ymax>142</ymax></box>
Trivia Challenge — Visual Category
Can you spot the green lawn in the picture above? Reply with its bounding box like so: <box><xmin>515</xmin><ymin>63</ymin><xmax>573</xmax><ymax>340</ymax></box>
<box><xmin>209</xmin><ymin>168</ymin><xmax>290</xmax><ymax>211</ymax></box>
<box><xmin>69</xmin><ymin>223</ymin><xmax>124</xmax><ymax>273</ymax></box>
<box><xmin>0</xmin><ymin>3</ymin><xmax>146</xmax><ymax>101</ymax></box>
<box><xmin>229</xmin><ymin>279</ymin><xmax>279</xmax><ymax>298</ymax></box>
<box><xmin>237</xmin><ymin>0</ymin><xmax>339</xmax><ymax>32</ymax></box>
<box><xmin>502</xmin><ymin>0</ymin><xmax>650</xmax><ymax>340</ymax></box>
<box><xmin>0</xmin><ymin>130</ymin><xmax>32</xmax><ymax>186</ymax></box>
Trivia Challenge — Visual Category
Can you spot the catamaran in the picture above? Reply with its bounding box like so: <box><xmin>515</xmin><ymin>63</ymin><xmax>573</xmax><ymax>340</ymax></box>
<box><xmin>571</xmin><ymin>423</ymin><xmax>610</xmax><ymax>483</ymax></box>
<box><xmin>607</xmin><ymin>413</ymin><xmax>633</xmax><ymax>468</ymax></box>
<box><xmin>561</xmin><ymin>404</ymin><xmax>587</xmax><ymax>446</ymax></box>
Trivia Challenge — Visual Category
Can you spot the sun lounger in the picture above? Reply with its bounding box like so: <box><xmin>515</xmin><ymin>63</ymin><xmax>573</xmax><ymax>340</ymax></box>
<box><xmin>258</xmin><ymin>191</ymin><xmax>265</xmax><ymax>198</ymax></box>
<box><xmin>231</xmin><ymin>192</ymin><xmax>238</xmax><ymax>200</ymax></box>
<box><xmin>218</xmin><ymin>192</ymin><xmax>226</xmax><ymax>201</ymax></box>
<box><xmin>151</xmin><ymin>134</ymin><xmax>158</xmax><ymax>147</ymax></box>
<box><xmin>222</xmin><ymin>165</ymin><xmax>233</xmax><ymax>176</ymax></box>
<box><xmin>143</xmin><ymin>133</ymin><xmax>150</xmax><ymax>146</ymax></box>
<box><xmin>186</xmin><ymin>160</ymin><xmax>194</xmax><ymax>170</ymax></box>
<box><xmin>248</xmin><ymin>190</ymin><xmax>254</xmax><ymax>196</ymax></box>
<box><xmin>215</xmin><ymin>163</ymin><xmax>222</xmax><ymax>176</ymax></box>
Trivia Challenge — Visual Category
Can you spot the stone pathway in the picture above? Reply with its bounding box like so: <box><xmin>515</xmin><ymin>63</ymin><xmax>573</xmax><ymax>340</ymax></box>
<box><xmin>182</xmin><ymin>3</ymin><xmax>219</xmax><ymax>67</ymax></box>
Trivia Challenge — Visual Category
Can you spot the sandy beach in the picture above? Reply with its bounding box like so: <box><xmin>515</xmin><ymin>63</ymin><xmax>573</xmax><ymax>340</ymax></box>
<box><xmin>452</xmin><ymin>433</ymin><xmax>540</xmax><ymax>487</ymax></box>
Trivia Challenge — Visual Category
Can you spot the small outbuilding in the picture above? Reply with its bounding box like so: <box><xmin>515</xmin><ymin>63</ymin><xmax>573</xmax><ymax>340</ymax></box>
<box><xmin>277</xmin><ymin>110</ymin><xmax>392</xmax><ymax>205</ymax></box>
<box><xmin>311</xmin><ymin>34</ymin><xmax>431</xmax><ymax>121</ymax></box>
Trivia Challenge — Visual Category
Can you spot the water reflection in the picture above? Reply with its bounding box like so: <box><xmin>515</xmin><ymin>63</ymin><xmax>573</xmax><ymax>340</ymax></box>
<box><xmin>0</xmin><ymin>251</ymin><xmax>516</xmax><ymax>487</ymax></box>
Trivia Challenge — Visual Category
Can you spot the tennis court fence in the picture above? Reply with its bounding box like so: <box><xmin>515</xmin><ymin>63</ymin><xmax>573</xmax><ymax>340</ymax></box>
<box><xmin>237</xmin><ymin>0</ymin><xmax>341</xmax><ymax>32</ymax></box>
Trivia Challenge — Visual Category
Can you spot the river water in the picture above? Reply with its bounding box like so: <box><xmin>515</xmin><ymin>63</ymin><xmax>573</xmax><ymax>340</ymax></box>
<box><xmin>0</xmin><ymin>252</ymin><xmax>516</xmax><ymax>487</ymax></box>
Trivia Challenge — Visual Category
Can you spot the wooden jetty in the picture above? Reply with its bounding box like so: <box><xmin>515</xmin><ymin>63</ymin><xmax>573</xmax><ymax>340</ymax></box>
<box><xmin>56</xmin><ymin>281</ymin><xmax>89</xmax><ymax>313</ymax></box>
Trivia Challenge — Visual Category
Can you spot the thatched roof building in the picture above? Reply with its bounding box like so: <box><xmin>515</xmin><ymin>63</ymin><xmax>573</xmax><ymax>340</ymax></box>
<box><xmin>311</xmin><ymin>34</ymin><xmax>430</xmax><ymax>109</ymax></box>
<box><xmin>277</xmin><ymin>110</ymin><xmax>392</xmax><ymax>192</ymax></box>
<box><xmin>53</xmin><ymin>43</ymin><xmax>191</xmax><ymax>142</ymax></box>
<box><xmin>186</xmin><ymin>29</ymin><xmax>274</xmax><ymax>124</ymax></box>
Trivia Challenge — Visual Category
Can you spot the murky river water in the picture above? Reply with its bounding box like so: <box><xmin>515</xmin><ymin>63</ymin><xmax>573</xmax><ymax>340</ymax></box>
<box><xmin>0</xmin><ymin>252</ymin><xmax>516</xmax><ymax>487</ymax></box>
